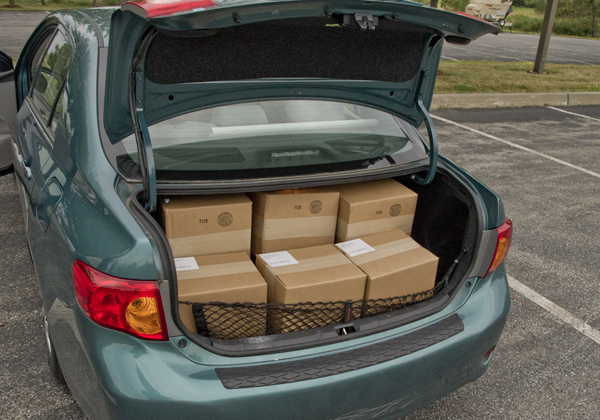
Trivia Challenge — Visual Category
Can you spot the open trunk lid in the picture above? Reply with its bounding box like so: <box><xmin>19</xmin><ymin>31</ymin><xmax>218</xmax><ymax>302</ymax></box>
<box><xmin>104</xmin><ymin>0</ymin><xmax>499</xmax><ymax>211</ymax></box>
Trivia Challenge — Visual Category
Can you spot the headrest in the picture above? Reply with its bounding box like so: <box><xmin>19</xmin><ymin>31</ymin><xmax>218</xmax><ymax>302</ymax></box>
<box><xmin>211</xmin><ymin>105</ymin><xmax>268</xmax><ymax>127</ymax></box>
<box><xmin>285</xmin><ymin>101</ymin><xmax>346</xmax><ymax>123</ymax></box>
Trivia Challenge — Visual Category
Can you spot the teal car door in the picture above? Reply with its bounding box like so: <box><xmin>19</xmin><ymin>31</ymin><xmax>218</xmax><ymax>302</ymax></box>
<box><xmin>0</xmin><ymin>51</ymin><xmax>16</xmax><ymax>175</ymax></box>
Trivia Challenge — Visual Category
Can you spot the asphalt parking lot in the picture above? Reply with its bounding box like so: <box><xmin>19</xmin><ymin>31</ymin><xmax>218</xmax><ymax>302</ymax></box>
<box><xmin>1</xmin><ymin>104</ymin><xmax>599</xmax><ymax>419</ymax></box>
<box><xmin>441</xmin><ymin>32</ymin><xmax>600</xmax><ymax>64</ymax></box>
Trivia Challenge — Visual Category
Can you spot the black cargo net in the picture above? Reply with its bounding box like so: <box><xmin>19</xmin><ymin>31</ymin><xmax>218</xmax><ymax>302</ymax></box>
<box><xmin>179</xmin><ymin>248</ymin><xmax>467</xmax><ymax>341</ymax></box>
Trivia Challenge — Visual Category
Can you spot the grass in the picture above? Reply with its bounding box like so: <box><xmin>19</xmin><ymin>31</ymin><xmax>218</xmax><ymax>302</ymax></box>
<box><xmin>510</xmin><ymin>6</ymin><xmax>542</xmax><ymax>18</ymax></box>
<box><xmin>0</xmin><ymin>0</ymin><xmax>116</xmax><ymax>12</ymax></box>
<box><xmin>434</xmin><ymin>61</ymin><xmax>600</xmax><ymax>94</ymax></box>
<box><xmin>507</xmin><ymin>6</ymin><xmax>599</xmax><ymax>39</ymax></box>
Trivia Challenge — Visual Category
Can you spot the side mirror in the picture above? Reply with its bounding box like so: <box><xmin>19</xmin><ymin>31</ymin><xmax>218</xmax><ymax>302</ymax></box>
<box><xmin>34</xmin><ymin>72</ymin><xmax>48</xmax><ymax>93</ymax></box>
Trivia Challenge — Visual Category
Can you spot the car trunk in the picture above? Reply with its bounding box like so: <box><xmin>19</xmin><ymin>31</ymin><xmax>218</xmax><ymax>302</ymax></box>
<box><xmin>127</xmin><ymin>168</ymin><xmax>481</xmax><ymax>355</ymax></box>
<box><xmin>103</xmin><ymin>0</ymin><xmax>498</xmax><ymax>355</ymax></box>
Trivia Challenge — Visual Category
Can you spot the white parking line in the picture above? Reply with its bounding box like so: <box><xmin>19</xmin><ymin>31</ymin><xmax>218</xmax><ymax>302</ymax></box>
<box><xmin>431</xmin><ymin>114</ymin><xmax>600</xmax><ymax>179</ymax></box>
<box><xmin>508</xmin><ymin>276</ymin><xmax>600</xmax><ymax>345</ymax></box>
<box><xmin>546</xmin><ymin>106</ymin><xmax>600</xmax><ymax>123</ymax></box>
<box><xmin>441</xmin><ymin>55</ymin><xmax>461</xmax><ymax>62</ymax></box>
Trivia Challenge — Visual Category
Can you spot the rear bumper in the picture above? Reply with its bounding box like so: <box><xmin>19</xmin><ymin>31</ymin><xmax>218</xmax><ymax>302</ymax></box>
<box><xmin>57</xmin><ymin>268</ymin><xmax>510</xmax><ymax>420</ymax></box>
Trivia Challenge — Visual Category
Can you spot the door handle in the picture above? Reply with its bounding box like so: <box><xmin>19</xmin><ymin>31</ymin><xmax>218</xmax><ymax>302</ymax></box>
<box><xmin>12</xmin><ymin>142</ymin><xmax>32</xmax><ymax>179</ymax></box>
<box><xmin>21</xmin><ymin>158</ymin><xmax>32</xmax><ymax>179</ymax></box>
<box><xmin>23</xmin><ymin>163</ymin><xmax>32</xmax><ymax>179</ymax></box>
<box><xmin>16</xmin><ymin>153</ymin><xmax>32</xmax><ymax>179</ymax></box>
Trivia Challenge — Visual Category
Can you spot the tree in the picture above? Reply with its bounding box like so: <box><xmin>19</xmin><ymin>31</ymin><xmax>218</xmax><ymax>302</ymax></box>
<box><xmin>531</xmin><ymin>0</ymin><xmax>599</xmax><ymax>37</ymax></box>
<box><xmin>559</xmin><ymin>0</ymin><xmax>600</xmax><ymax>37</ymax></box>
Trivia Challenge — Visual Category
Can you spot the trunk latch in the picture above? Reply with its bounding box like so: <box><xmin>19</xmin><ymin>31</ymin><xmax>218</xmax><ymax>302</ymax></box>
<box><xmin>344</xmin><ymin>13</ymin><xmax>378</xmax><ymax>30</ymax></box>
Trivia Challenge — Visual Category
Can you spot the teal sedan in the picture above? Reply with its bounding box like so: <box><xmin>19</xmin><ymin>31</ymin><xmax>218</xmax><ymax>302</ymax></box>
<box><xmin>0</xmin><ymin>1</ymin><xmax>512</xmax><ymax>419</ymax></box>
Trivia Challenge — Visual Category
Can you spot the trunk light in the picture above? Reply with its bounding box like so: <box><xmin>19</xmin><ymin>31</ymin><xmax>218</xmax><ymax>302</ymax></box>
<box><xmin>73</xmin><ymin>261</ymin><xmax>168</xmax><ymax>341</ymax></box>
<box><xmin>122</xmin><ymin>0</ymin><xmax>218</xmax><ymax>19</ymax></box>
<box><xmin>485</xmin><ymin>219</ymin><xmax>513</xmax><ymax>277</ymax></box>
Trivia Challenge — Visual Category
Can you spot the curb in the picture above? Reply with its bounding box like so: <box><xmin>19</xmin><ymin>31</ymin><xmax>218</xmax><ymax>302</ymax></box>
<box><xmin>431</xmin><ymin>92</ymin><xmax>600</xmax><ymax>109</ymax></box>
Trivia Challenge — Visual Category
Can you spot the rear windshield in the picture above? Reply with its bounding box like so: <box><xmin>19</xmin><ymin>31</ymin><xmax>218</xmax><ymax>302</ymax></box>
<box><xmin>117</xmin><ymin>100</ymin><xmax>427</xmax><ymax>181</ymax></box>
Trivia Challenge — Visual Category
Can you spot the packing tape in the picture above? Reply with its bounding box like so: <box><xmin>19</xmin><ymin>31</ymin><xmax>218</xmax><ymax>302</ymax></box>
<box><xmin>168</xmin><ymin>229</ymin><xmax>251</xmax><ymax>258</ymax></box>
<box><xmin>269</xmin><ymin>253</ymin><xmax>352</xmax><ymax>276</ymax></box>
<box><xmin>176</xmin><ymin>260</ymin><xmax>258</xmax><ymax>281</ymax></box>
<box><xmin>262</xmin><ymin>253</ymin><xmax>352</xmax><ymax>301</ymax></box>
<box><xmin>336</xmin><ymin>215</ymin><xmax>414</xmax><ymax>241</ymax></box>
<box><xmin>349</xmin><ymin>237</ymin><xmax>421</xmax><ymax>266</ymax></box>
<box><xmin>253</xmin><ymin>214</ymin><xmax>337</xmax><ymax>240</ymax></box>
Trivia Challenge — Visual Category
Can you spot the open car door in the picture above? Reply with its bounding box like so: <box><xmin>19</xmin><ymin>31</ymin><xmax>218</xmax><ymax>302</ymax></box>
<box><xmin>0</xmin><ymin>50</ymin><xmax>16</xmax><ymax>176</ymax></box>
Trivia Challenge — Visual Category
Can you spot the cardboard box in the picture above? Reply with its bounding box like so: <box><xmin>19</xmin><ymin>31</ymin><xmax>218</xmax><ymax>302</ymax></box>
<box><xmin>176</xmin><ymin>252</ymin><xmax>267</xmax><ymax>339</ymax></box>
<box><xmin>250</xmin><ymin>189</ymin><xmax>340</xmax><ymax>254</ymax></box>
<box><xmin>255</xmin><ymin>244</ymin><xmax>367</xmax><ymax>333</ymax></box>
<box><xmin>160</xmin><ymin>194</ymin><xmax>252</xmax><ymax>258</ymax></box>
<box><xmin>336</xmin><ymin>229</ymin><xmax>438</xmax><ymax>301</ymax></box>
<box><xmin>335</xmin><ymin>179</ymin><xmax>418</xmax><ymax>242</ymax></box>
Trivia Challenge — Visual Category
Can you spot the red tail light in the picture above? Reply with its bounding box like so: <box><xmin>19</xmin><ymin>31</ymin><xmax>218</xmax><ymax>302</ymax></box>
<box><xmin>484</xmin><ymin>219</ymin><xmax>513</xmax><ymax>277</ymax></box>
<box><xmin>122</xmin><ymin>0</ymin><xmax>218</xmax><ymax>19</ymax></box>
<box><xmin>73</xmin><ymin>261</ymin><xmax>168</xmax><ymax>341</ymax></box>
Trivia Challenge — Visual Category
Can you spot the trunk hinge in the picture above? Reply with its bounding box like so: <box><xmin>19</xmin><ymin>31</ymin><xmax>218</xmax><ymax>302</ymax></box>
<box><xmin>129</xmin><ymin>28</ymin><xmax>157</xmax><ymax>213</ymax></box>
<box><xmin>134</xmin><ymin>68</ymin><xmax>157</xmax><ymax>213</ymax></box>
<box><xmin>412</xmin><ymin>70</ymin><xmax>438</xmax><ymax>185</ymax></box>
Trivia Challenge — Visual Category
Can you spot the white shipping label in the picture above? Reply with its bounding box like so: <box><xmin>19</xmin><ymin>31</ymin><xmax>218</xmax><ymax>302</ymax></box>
<box><xmin>174</xmin><ymin>257</ymin><xmax>200</xmax><ymax>272</ymax></box>
<box><xmin>260</xmin><ymin>251</ymin><xmax>300</xmax><ymax>267</ymax></box>
<box><xmin>336</xmin><ymin>239</ymin><xmax>376</xmax><ymax>257</ymax></box>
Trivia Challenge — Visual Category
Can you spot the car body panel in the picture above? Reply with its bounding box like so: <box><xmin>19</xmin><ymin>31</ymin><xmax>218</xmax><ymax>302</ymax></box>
<box><xmin>10</xmin><ymin>12</ymin><xmax>162</xmax><ymax>318</ymax></box>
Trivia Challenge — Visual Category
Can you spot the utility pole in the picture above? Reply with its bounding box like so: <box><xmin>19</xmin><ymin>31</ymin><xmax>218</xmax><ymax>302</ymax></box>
<box><xmin>532</xmin><ymin>0</ymin><xmax>559</xmax><ymax>74</ymax></box>
<box><xmin>429</xmin><ymin>0</ymin><xmax>439</xmax><ymax>8</ymax></box>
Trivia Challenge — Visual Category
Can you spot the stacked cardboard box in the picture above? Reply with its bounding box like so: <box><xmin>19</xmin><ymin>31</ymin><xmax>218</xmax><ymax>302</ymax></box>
<box><xmin>165</xmin><ymin>179</ymin><xmax>440</xmax><ymax>339</ymax></box>
<box><xmin>255</xmin><ymin>244</ymin><xmax>367</xmax><ymax>333</ymax></box>
<box><xmin>176</xmin><ymin>252</ymin><xmax>267</xmax><ymax>338</ymax></box>
<box><xmin>160</xmin><ymin>194</ymin><xmax>252</xmax><ymax>258</ymax></box>
<box><xmin>336</xmin><ymin>229</ymin><xmax>438</xmax><ymax>301</ymax></box>
<box><xmin>335</xmin><ymin>179</ymin><xmax>418</xmax><ymax>242</ymax></box>
<box><xmin>250</xmin><ymin>189</ymin><xmax>339</xmax><ymax>254</ymax></box>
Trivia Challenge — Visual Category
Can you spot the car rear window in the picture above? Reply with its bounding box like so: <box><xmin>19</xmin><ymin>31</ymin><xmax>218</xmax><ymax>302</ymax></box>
<box><xmin>117</xmin><ymin>100</ymin><xmax>427</xmax><ymax>181</ymax></box>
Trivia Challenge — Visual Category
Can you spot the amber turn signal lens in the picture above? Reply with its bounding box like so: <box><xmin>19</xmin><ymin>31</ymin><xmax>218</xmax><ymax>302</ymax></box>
<box><xmin>125</xmin><ymin>297</ymin><xmax>163</xmax><ymax>335</ymax></box>
<box><xmin>490</xmin><ymin>236</ymin><xmax>509</xmax><ymax>271</ymax></box>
